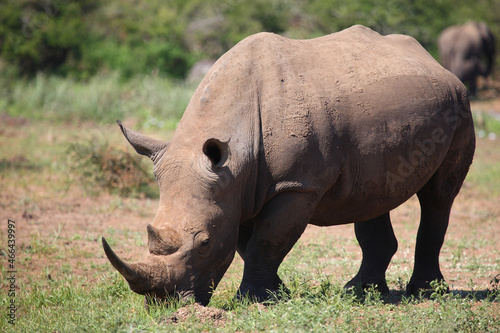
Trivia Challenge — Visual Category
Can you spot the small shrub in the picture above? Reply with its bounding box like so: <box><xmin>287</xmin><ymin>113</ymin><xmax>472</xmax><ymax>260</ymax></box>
<box><xmin>429</xmin><ymin>279</ymin><xmax>451</xmax><ymax>301</ymax></box>
<box><xmin>362</xmin><ymin>284</ymin><xmax>383</xmax><ymax>305</ymax></box>
<box><xmin>489</xmin><ymin>274</ymin><xmax>500</xmax><ymax>292</ymax></box>
<box><xmin>66</xmin><ymin>137</ymin><xmax>158</xmax><ymax>198</ymax></box>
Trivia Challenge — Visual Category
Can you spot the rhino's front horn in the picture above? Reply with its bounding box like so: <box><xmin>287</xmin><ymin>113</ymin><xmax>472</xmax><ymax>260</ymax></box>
<box><xmin>102</xmin><ymin>237</ymin><xmax>138</xmax><ymax>281</ymax></box>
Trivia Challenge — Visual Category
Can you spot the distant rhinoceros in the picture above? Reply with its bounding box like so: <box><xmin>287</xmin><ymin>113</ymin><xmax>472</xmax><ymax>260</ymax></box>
<box><xmin>438</xmin><ymin>22</ymin><xmax>495</xmax><ymax>95</ymax></box>
<box><xmin>102</xmin><ymin>25</ymin><xmax>475</xmax><ymax>306</ymax></box>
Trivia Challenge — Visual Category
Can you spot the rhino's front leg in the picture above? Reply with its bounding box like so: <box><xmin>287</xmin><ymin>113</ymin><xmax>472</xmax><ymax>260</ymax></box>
<box><xmin>237</xmin><ymin>192</ymin><xmax>317</xmax><ymax>302</ymax></box>
<box><xmin>236</xmin><ymin>224</ymin><xmax>285</xmax><ymax>295</ymax></box>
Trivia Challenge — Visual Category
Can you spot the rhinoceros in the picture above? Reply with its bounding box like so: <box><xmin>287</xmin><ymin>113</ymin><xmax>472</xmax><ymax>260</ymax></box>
<box><xmin>438</xmin><ymin>22</ymin><xmax>495</xmax><ymax>95</ymax></box>
<box><xmin>102</xmin><ymin>25</ymin><xmax>475</xmax><ymax>305</ymax></box>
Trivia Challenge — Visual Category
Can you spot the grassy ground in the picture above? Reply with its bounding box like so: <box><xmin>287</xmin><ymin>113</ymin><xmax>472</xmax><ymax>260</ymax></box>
<box><xmin>0</xmin><ymin>72</ymin><xmax>197</xmax><ymax>129</ymax></box>
<box><xmin>0</xmin><ymin>76</ymin><xmax>499</xmax><ymax>332</ymax></box>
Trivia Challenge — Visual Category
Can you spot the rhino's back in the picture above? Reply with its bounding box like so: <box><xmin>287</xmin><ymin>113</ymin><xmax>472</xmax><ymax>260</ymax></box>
<box><xmin>239</xmin><ymin>25</ymin><xmax>463</xmax><ymax>143</ymax></box>
<box><xmin>244</xmin><ymin>27</ymin><xmax>469</xmax><ymax>224</ymax></box>
<box><xmin>243</xmin><ymin>25</ymin><xmax>448</xmax><ymax>88</ymax></box>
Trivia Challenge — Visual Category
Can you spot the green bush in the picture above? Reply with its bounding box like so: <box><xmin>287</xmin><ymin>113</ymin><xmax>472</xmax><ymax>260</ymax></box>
<box><xmin>0</xmin><ymin>0</ymin><xmax>498</xmax><ymax>79</ymax></box>
<box><xmin>0</xmin><ymin>0</ymin><xmax>98</xmax><ymax>77</ymax></box>
<box><xmin>0</xmin><ymin>0</ymin><xmax>195</xmax><ymax>79</ymax></box>
<box><xmin>66</xmin><ymin>137</ymin><xmax>158</xmax><ymax>198</ymax></box>
<box><xmin>82</xmin><ymin>39</ymin><xmax>194</xmax><ymax>79</ymax></box>
<box><xmin>298</xmin><ymin>0</ymin><xmax>499</xmax><ymax>58</ymax></box>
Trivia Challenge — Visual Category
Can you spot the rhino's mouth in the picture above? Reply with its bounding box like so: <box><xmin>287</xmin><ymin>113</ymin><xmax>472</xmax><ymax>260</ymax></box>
<box><xmin>192</xmin><ymin>287</ymin><xmax>213</xmax><ymax>306</ymax></box>
<box><xmin>144</xmin><ymin>290</ymin><xmax>180</xmax><ymax>307</ymax></box>
<box><xmin>143</xmin><ymin>288</ymin><xmax>212</xmax><ymax>308</ymax></box>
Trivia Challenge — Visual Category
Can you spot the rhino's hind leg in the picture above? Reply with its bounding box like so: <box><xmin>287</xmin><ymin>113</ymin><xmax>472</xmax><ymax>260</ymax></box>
<box><xmin>406</xmin><ymin>190</ymin><xmax>451</xmax><ymax>295</ymax></box>
<box><xmin>408</xmin><ymin>166</ymin><xmax>472</xmax><ymax>294</ymax></box>
<box><xmin>345</xmin><ymin>213</ymin><xmax>397</xmax><ymax>294</ymax></box>
<box><xmin>408</xmin><ymin>123</ymin><xmax>475</xmax><ymax>295</ymax></box>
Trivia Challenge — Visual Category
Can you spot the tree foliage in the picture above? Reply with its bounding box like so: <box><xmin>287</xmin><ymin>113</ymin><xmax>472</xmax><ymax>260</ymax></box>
<box><xmin>0</xmin><ymin>0</ymin><xmax>498</xmax><ymax>79</ymax></box>
<box><xmin>0</xmin><ymin>0</ymin><xmax>98</xmax><ymax>76</ymax></box>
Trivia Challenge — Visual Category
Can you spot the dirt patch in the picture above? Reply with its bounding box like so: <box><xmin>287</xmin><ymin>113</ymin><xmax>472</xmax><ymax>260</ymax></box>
<box><xmin>0</xmin><ymin>191</ymin><xmax>155</xmax><ymax>289</ymax></box>
<box><xmin>0</xmin><ymin>114</ymin><xmax>29</xmax><ymax>127</ymax></box>
<box><xmin>161</xmin><ymin>303</ymin><xmax>226</xmax><ymax>324</ymax></box>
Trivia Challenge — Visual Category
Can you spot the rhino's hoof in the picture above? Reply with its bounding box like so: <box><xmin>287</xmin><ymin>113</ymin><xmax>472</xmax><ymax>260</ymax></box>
<box><xmin>344</xmin><ymin>279</ymin><xmax>390</xmax><ymax>295</ymax></box>
<box><xmin>406</xmin><ymin>278</ymin><xmax>449</xmax><ymax>297</ymax></box>
<box><xmin>235</xmin><ymin>285</ymin><xmax>289</xmax><ymax>304</ymax></box>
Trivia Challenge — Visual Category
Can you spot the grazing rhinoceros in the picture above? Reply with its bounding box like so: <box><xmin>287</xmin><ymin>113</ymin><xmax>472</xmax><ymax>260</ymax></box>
<box><xmin>438</xmin><ymin>22</ymin><xmax>495</xmax><ymax>95</ymax></box>
<box><xmin>102</xmin><ymin>25</ymin><xmax>475</xmax><ymax>306</ymax></box>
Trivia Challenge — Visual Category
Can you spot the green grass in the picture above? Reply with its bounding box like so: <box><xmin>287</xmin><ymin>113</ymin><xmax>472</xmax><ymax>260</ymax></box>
<box><xmin>466</xmin><ymin>141</ymin><xmax>500</xmax><ymax>196</ymax></box>
<box><xmin>1</xmin><ymin>242</ymin><xmax>498</xmax><ymax>332</ymax></box>
<box><xmin>0</xmin><ymin>72</ymin><xmax>196</xmax><ymax>128</ymax></box>
<box><xmin>462</xmin><ymin>110</ymin><xmax>500</xmax><ymax>195</ymax></box>
<box><xmin>473</xmin><ymin>110</ymin><xmax>500</xmax><ymax>136</ymax></box>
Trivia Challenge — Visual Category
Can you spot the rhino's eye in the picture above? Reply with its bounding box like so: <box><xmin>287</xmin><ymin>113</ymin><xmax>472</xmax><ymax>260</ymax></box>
<box><xmin>195</xmin><ymin>232</ymin><xmax>211</xmax><ymax>256</ymax></box>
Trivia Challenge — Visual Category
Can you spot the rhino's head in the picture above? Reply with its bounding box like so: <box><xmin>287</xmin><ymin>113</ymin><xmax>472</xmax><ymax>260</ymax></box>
<box><xmin>102</xmin><ymin>120</ymin><xmax>241</xmax><ymax>306</ymax></box>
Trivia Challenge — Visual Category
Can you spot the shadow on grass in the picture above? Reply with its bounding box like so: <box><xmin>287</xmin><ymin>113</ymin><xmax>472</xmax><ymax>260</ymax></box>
<box><xmin>381</xmin><ymin>288</ymin><xmax>499</xmax><ymax>305</ymax></box>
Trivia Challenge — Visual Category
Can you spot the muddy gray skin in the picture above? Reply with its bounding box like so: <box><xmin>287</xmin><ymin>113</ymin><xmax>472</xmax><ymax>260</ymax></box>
<box><xmin>439</xmin><ymin>21</ymin><xmax>495</xmax><ymax>95</ymax></box>
<box><xmin>102</xmin><ymin>25</ymin><xmax>475</xmax><ymax>305</ymax></box>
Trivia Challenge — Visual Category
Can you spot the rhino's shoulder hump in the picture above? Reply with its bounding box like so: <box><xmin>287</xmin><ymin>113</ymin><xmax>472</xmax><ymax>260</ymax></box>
<box><xmin>337</xmin><ymin>24</ymin><xmax>381</xmax><ymax>37</ymax></box>
<box><xmin>235</xmin><ymin>32</ymin><xmax>286</xmax><ymax>51</ymax></box>
<box><xmin>384</xmin><ymin>33</ymin><xmax>421</xmax><ymax>49</ymax></box>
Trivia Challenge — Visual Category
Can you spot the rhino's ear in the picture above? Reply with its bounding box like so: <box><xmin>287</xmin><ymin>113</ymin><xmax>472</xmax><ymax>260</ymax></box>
<box><xmin>117</xmin><ymin>120</ymin><xmax>168</xmax><ymax>163</ymax></box>
<box><xmin>203</xmin><ymin>138</ymin><xmax>229</xmax><ymax>167</ymax></box>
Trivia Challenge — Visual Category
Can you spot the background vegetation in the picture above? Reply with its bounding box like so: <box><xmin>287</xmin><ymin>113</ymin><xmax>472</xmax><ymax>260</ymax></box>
<box><xmin>1</xmin><ymin>0</ymin><xmax>499</xmax><ymax>127</ymax></box>
<box><xmin>1</xmin><ymin>0</ymin><xmax>499</xmax><ymax>80</ymax></box>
